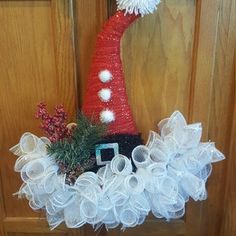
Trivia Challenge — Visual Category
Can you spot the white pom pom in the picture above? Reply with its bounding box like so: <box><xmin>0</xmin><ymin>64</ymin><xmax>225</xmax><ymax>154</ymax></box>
<box><xmin>117</xmin><ymin>0</ymin><xmax>161</xmax><ymax>16</ymax></box>
<box><xmin>100</xmin><ymin>109</ymin><xmax>115</xmax><ymax>123</ymax></box>
<box><xmin>98</xmin><ymin>70</ymin><xmax>113</xmax><ymax>83</ymax></box>
<box><xmin>98</xmin><ymin>88</ymin><xmax>112</xmax><ymax>102</ymax></box>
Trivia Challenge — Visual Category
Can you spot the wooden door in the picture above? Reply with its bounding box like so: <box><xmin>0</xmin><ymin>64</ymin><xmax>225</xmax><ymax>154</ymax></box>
<box><xmin>0</xmin><ymin>1</ymin><xmax>78</xmax><ymax>235</ymax></box>
<box><xmin>0</xmin><ymin>0</ymin><xmax>235</xmax><ymax>235</ymax></box>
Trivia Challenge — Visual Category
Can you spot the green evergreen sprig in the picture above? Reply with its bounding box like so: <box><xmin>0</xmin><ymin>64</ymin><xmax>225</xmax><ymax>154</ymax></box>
<box><xmin>47</xmin><ymin>113</ymin><xmax>106</xmax><ymax>170</ymax></box>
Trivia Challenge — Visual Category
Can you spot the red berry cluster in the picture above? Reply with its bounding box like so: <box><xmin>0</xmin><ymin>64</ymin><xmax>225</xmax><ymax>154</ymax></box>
<box><xmin>35</xmin><ymin>102</ymin><xmax>72</xmax><ymax>142</ymax></box>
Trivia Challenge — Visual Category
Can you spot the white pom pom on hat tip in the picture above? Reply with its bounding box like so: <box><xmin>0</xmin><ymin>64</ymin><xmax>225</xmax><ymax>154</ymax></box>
<box><xmin>116</xmin><ymin>0</ymin><xmax>161</xmax><ymax>16</ymax></box>
<box><xmin>98</xmin><ymin>70</ymin><xmax>113</xmax><ymax>83</ymax></box>
<box><xmin>98</xmin><ymin>88</ymin><xmax>112</xmax><ymax>102</ymax></box>
<box><xmin>100</xmin><ymin>109</ymin><xmax>115</xmax><ymax>124</ymax></box>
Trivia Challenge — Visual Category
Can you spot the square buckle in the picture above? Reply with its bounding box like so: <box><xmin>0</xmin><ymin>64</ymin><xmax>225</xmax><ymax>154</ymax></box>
<box><xmin>95</xmin><ymin>143</ymin><xmax>119</xmax><ymax>166</ymax></box>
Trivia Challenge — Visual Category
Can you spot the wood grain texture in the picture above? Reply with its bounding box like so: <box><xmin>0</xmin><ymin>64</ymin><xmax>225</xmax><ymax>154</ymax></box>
<box><xmin>0</xmin><ymin>175</ymin><xmax>6</xmax><ymax>236</ymax></box>
<box><xmin>216</xmin><ymin>0</ymin><xmax>236</xmax><ymax>235</ymax></box>
<box><xmin>0</xmin><ymin>0</ymin><xmax>52</xmax><ymax>218</ymax></box>
<box><xmin>8</xmin><ymin>234</ymin><xmax>67</xmax><ymax>236</ymax></box>
<box><xmin>0</xmin><ymin>0</ymin><xmax>77</xmax><ymax>234</ymax></box>
<box><xmin>122</xmin><ymin>0</ymin><xmax>196</xmax><ymax>140</ymax></box>
<box><xmin>221</xmin><ymin>53</ymin><xmax>236</xmax><ymax>235</ymax></box>
<box><xmin>188</xmin><ymin>0</ymin><xmax>220</xmax><ymax>135</ymax></box>
<box><xmin>3</xmin><ymin>217</ymin><xmax>68</xmax><ymax>233</ymax></box>
<box><xmin>205</xmin><ymin>0</ymin><xmax>236</xmax><ymax>235</ymax></box>
<box><xmin>109</xmin><ymin>220</ymin><xmax>185</xmax><ymax>236</ymax></box>
<box><xmin>3</xmin><ymin>217</ymin><xmax>84</xmax><ymax>235</ymax></box>
<box><xmin>0</xmin><ymin>0</ymin><xmax>235</xmax><ymax>235</ymax></box>
<box><xmin>51</xmin><ymin>0</ymin><xmax>78</xmax><ymax>111</ymax></box>
<box><xmin>5</xmin><ymin>219</ymin><xmax>88</xmax><ymax>236</ymax></box>
<box><xmin>185</xmin><ymin>0</ymin><xmax>222</xmax><ymax>235</ymax></box>
<box><xmin>74</xmin><ymin>0</ymin><xmax>108</xmax><ymax>106</ymax></box>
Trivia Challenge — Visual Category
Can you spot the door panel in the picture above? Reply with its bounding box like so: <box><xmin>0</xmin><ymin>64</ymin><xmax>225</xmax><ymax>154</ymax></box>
<box><xmin>211</xmin><ymin>0</ymin><xmax>236</xmax><ymax>235</ymax></box>
<box><xmin>74</xmin><ymin>0</ymin><xmax>108</xmax><ymax>104</ymax></box>
<box><xmin>77</xmin><ymin>0</ymin><xmax>234</xmax><ymax>235</ymax></box>
<box><xmin>122</xmin><ymin>0</ymin><xmax>196</xmax><ymax>140</ymax></box>
<box><xmin>0</xmin><ymin>0</ymin><xmax>236</xmax><ymax>235</ymax></box>
<box><xmin>110</xmin><ymin>0</ymin><xmax>235</xmax><ymax>235</ymax></box>
<box><xmin>8</xmin><ymin>233</ymin><xmax>67</xmax><ymax>236</ymax></box>
<box><xmin>0</xmin><ymin>0</ymin><xmax>78</xmax><ymax>235</ymax></box>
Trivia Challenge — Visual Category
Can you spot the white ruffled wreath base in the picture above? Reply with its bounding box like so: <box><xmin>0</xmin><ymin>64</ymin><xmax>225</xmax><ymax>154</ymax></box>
<box><xmin>10</xmin><ymin>111</ymin><xmax>225</xmax><ymax>230</ymax></box>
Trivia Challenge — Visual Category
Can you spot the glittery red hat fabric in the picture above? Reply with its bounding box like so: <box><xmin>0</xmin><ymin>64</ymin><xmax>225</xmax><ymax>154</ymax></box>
<box><xmin>82</xmin><ymin>11</ymin><xmax>139</xmax><ymax>135</ymax></box>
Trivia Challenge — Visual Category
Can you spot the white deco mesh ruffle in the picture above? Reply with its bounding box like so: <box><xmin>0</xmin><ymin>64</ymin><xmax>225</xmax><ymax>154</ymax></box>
<box><xmin>11</xmin><ymin>111</ymin><xmax>225</xmax><ymax>230</ymax></box>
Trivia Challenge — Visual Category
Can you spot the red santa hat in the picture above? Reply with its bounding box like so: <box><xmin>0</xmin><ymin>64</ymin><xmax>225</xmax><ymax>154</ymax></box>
<box><xmin>82</xmin><ymin>0</ymin><xmax>161</xmax><ymax>159</ymax></box>
<box><xmin>82</xmin><ymin>12</ymin><xmax>138</xmax><ymax>135</ymax></box>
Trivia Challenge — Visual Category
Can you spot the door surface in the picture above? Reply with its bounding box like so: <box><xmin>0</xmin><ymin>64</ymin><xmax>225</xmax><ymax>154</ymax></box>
<box><xmin>0</xmin><ymin>0</ymin><xmax>235</xmax><ymax>235</ymax></box>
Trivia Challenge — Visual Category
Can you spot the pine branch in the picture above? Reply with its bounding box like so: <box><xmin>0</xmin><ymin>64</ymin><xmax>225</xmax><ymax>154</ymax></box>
<box><xmin>47</xmin><ymin>113</ymin><xmax>106</xmax><ymax>170</ymax></box>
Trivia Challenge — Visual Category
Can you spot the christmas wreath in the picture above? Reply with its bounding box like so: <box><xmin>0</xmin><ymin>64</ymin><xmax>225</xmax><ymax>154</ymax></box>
<box><xmin>11</xmin><ymin>0</ymin><xmax>225</xmax><ymax>231</ymax></box>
